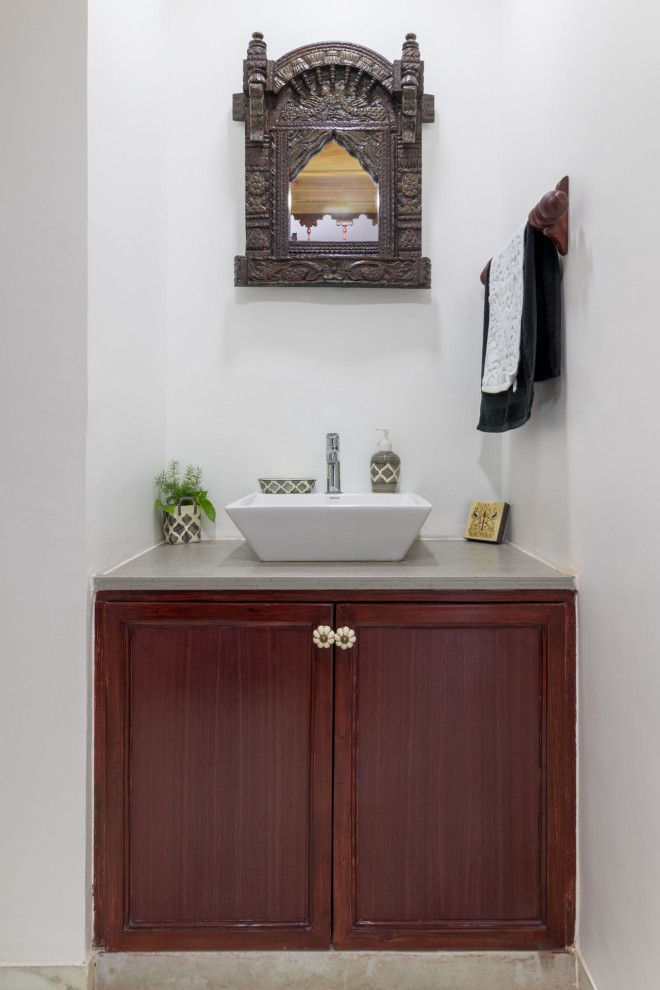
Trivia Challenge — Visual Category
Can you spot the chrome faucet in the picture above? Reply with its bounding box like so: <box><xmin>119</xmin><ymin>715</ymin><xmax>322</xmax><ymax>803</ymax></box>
<box><xmin>326</xmin><ymin>433</ymin><xmax>341</xmax><ymax>493</ymax></box>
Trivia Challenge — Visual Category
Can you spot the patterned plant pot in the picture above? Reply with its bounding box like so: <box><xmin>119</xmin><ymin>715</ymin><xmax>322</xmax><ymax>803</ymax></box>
<box><xmin>162</xmin><ymin>499</ymin><xmax>202</xmax><ymax>544</ymax></box>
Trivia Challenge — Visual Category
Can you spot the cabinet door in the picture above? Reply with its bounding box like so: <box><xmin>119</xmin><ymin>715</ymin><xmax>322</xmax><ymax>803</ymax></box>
<box><xmin>96</xmin><ymin>601</ymin><xmax>334</xmax><ymax>950</ymax></box>
<box><xmin>333</xmin><ymin>602</ymin><xmax>575</xmax><ymax>949</ymax></box>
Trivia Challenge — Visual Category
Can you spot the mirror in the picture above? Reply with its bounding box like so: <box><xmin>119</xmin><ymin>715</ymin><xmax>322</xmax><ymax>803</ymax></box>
<box><xmin>290</xmin><ymin>140</ymin><xmax>378</xmax><ymax>243</ymax></box>
<box><xmin>233</xmin><ymin>33</ymin><xmax>434</xmax><ymax>288</ymax></box>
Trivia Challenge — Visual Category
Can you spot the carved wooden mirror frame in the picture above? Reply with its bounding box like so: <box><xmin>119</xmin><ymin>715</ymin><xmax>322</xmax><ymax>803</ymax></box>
<box><xmin>233</xmin><ymin>33</ymin><xmax>434</xmax><ymax>288</ymax></box>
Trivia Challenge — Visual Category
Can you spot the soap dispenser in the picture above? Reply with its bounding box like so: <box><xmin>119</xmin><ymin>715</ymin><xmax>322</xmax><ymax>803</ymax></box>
<box><xmin>370</xmin><ymin>429</ymin><xmax>401</xmax><ymax>493</ymax></box>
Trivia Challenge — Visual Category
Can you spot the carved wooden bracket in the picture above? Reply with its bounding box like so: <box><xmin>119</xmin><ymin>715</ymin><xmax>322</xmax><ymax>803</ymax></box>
<box><xmin>233</xmin><ymin>33</ymin><xmax>435</xmax><ymax>288</ymax></box>
<box><xmin>528</xmin><ymin>176</ymin><xmax>569</xmax><ymax>256</ymax></box>
<box><xmin>480</xmin><ymin>177</ymin><xmax>569</xmax><ymax>285</ymax></box>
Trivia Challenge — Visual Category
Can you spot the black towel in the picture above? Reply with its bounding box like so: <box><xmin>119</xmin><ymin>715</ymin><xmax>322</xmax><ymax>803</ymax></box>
<box><xmin>477</xmin><ymin>223</ymin><xmax>561</xmax><ymax>433</ymax></box>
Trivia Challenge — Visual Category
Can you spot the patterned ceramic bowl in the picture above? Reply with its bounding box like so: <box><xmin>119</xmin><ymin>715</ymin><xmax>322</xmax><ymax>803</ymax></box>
<box><xmin>258</xmin><ymin>478</ymin><xmax>316</xmax><ymax>495</ymax></box>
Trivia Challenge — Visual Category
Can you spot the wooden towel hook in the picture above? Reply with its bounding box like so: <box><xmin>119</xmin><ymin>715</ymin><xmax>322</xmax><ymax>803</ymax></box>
<box><xmin>480</xmin><ymin>176</ymin><xmax>569</xmax><ymax>285</ymax></box>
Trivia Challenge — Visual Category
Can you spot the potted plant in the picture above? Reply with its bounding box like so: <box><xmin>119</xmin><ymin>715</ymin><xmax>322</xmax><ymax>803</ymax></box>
<box><xmin>154</xmin><ymin>460</ymin><xmax>216</xmax><ymax>544</ymax></box>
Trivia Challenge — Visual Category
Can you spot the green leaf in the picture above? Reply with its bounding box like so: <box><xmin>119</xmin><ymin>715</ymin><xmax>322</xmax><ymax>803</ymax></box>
<box><xmin>197</xmin><ymin>497</ymin><xmax>216</xmax><ymax>523</ymax></box>
<box><xmin>155</xmin><ymin>499</ymin><xmax>176</xmax><ymax>515</ymax></box>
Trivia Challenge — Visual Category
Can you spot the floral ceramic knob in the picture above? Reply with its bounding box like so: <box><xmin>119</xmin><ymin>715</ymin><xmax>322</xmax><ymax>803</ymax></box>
<box><xmin>313</xmin><ymin>626</ymin><xmax>335</xmax><ymax>649</ymax></box>
<box><xmin>335</xmin><ymin>627</ymin><xmax>356</xmax><ymax>650</ymax></box>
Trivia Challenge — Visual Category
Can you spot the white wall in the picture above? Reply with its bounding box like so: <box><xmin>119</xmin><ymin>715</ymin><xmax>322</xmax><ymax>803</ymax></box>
<box><xmin>165</xmin><ymin>0</ymin><xmax>507</xmax><ymax>538</ymax></box>
<box><xmin>87</xmin><ymin>0</ymin><xmax>169</xmax><ymax>573</ymax></box>
<box><xmin>500</xmin><ymin>3</ymin><xmax>660</xmax><ymax>988</ymax></box>
<box><xmin>0</xmin><ymin>0</ymin><xmax>88</xmax><ymax>965</ymax></box>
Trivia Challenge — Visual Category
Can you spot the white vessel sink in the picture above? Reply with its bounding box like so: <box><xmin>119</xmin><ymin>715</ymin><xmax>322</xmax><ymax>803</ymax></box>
<box><xmin>225</xmin><ymin>491</ymin><xmax>432</xmax><ymax>562</ymax></box>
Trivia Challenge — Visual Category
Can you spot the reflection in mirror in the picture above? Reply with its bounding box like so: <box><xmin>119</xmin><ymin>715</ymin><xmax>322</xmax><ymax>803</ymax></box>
<box><xmin>289</xmin><ymin>140</ymin><xmax>378</xmax><ymax>242</ymax></box>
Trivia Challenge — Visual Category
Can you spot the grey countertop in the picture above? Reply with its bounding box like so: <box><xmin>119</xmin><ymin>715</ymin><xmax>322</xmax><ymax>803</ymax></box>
<box><xmin>95</xmin><ymin>539</ymin><xmax>576</xmax><ymax>592</ymax></box>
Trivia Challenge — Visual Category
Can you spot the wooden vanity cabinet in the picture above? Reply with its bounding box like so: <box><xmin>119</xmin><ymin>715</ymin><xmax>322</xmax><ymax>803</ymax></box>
<box><xmin>94</xmin><ymin>590</ymin><xmax>575</xmax><ymax>952</ymax></box>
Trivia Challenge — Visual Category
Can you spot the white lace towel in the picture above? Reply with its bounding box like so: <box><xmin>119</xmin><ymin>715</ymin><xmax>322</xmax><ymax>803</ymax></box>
<box><xmin>481</xmin><ymin>222</ymin><xmax>526</xmax><ymax>394</ymax></box>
